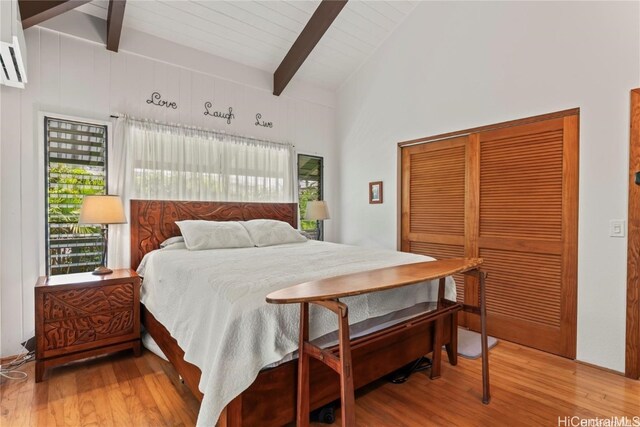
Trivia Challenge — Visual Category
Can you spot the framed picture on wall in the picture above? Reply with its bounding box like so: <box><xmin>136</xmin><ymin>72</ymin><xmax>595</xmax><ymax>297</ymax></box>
<box><xmin>369</xmin><ymin>181</ymin><xmax>383</xmax><ymax>204</ymax></box>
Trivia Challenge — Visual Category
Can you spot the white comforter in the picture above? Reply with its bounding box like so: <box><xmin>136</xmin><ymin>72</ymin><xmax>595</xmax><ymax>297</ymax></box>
<box><xmin>138</xmin><ymin>240</ymin><xmax>456</xmax><ymax>426</ymax></box>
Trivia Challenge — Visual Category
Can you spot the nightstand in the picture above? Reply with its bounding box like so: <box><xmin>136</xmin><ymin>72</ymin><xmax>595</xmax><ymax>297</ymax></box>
<box><xmin>34</xmin><ymin>269</ymin><xmax>141</xmax><ymax>382</ymax></box>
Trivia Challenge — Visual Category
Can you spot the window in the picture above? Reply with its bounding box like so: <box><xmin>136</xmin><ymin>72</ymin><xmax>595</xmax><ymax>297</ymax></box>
<box><xmin>45</xmin><ymin>117</ymin><xmax>108</xmax><ymax>275</ymax></box>
<box><xmin>297</xmin><ymin>154</ymin><xmax>323</xmax><ymax>238</ymax></box>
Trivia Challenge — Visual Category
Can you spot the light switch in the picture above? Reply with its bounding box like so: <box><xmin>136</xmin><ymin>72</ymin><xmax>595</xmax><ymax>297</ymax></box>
<box><xmin>609</xmin><ymin>220</ymin><xmax>626</xmax><ymax>237</ymax></box>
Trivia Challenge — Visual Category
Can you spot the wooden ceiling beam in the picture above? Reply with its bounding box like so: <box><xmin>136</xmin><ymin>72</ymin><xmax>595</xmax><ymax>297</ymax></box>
<box><xmin>106</xmin><ymin>0</ymin><xmax>126</xmax><ymax>52</ymax></box>
<box><xmin>19</xmin><ymin>0</ymin><xmax>91</xmax><ymax>29</ymax></box>
<box><xmin>273</xmin><ymin>0</ymin><xmax>347</xmax><ymax>96</ymax></box>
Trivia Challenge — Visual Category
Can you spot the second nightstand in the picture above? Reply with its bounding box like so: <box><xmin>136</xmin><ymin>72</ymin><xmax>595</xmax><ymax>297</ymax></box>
<box><xmin>35</xmin><ymin>269</ymin><xmax>141</xmax><ymax>382</ymax></box>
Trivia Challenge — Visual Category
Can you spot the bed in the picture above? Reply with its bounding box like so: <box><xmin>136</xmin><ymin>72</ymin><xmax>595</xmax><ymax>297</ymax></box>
<box><xmin>131</xmin><ymin>199</ymin><xmax>461</xmax><ymax>426</ymax></box>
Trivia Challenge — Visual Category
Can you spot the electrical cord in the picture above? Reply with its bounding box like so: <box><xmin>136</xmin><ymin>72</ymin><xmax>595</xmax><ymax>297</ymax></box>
<box><xmin>0</xmin><ymin>346</ymin><xmax>34</xmax><ymax>381</ymax></box>
<box><xmin>389</xmin><ymin>356</ymin><xmax>432</xmax><ymax>384</ymax></box>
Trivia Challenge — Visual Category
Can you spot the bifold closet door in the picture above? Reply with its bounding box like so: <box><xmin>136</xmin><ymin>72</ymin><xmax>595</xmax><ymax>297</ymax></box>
<box><xmin>469</xmin><ymin>116</ymin><xmax>579</xmax><ymax>358</ymax></box>
<box><xmin>401</xmin><ymin>136</ymin><xmax>468</xmax><ymax>305</ymax></box>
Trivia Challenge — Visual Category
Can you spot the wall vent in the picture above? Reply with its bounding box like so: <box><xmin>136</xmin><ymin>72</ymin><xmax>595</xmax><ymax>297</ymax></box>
<box><xmin>0</xmin><ymin>36</ymin><xmax>27</xmax><ymax>88</ymax></box>
<box><xmin>1</xmin><ymin>0</ymin><xmax>28</xmax><ymax>89</ymax></box>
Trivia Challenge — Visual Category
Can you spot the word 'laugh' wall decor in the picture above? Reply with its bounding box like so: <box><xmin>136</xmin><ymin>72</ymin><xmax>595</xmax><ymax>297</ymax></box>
<box><xmin>204</xmin><ymin>102</ymin><xmax>235</xmax><ymax>124</ymax></box>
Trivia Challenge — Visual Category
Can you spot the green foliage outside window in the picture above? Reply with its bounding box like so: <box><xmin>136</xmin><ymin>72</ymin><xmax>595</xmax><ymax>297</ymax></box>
<box><xmin>298</xmin><ymin>154</ymin><xmax>323</xmax><ymax>233</ymax></box>
<box><xmin>47</xmin><ymin>165</ymin><xmax>105</xmax><ymax>275</ymax></box>
<box><xmin>48</xmin><ymin>164</ymin><xmax>104</xmax><ymax>228</ymax></box>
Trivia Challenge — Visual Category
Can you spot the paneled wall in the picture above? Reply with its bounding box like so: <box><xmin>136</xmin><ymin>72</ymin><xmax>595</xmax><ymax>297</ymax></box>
<box><xmin>0</xmin><ymin>25</ymin><xmax>337</xmax><ymax>357</ymax></box>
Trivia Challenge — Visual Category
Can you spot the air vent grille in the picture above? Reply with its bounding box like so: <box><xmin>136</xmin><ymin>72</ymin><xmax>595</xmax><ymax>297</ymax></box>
<box><xmin>0</xmin><ymin>36</ymin><xmax>27</xmax><ymax>88</ymax></box>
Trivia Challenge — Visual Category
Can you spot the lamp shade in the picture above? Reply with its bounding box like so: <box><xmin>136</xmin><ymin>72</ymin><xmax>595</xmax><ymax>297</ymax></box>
<box><xmin>78</xmin><ymin>195</ymin><xmax>127</xmax><ymax>225</ymax></box>
<box><xmin>305</xmin><ymin>200</ymin><xmax>330</xmax><ymax>221</ymax></box>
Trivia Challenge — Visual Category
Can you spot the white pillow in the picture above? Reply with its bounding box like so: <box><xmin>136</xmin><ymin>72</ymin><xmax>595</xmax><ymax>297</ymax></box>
<box><xmin>241</xmin><ymin>219</ymin><xmax>307</xmax><ymax>247</ymax></box>
<box><xmin>160</xmin><ymin>236</ymin><xmax>184</xmax><ymax>248</ymax></box>
<box><xmin>176</xmin><ymin>220</ymin><xmax>254</xmax><ymax>250</ymax></box>
<box><xmin>163</xmin><ymin>242</ymin><xmax>186</xmax><ymax>251</ymax></box>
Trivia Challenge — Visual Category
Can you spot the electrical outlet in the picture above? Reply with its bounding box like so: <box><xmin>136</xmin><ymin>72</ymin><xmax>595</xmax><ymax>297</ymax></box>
<box><xmin>609</xmin><ymin>220</ymin><xmax>626</xmax><ymax>237</ymax></box>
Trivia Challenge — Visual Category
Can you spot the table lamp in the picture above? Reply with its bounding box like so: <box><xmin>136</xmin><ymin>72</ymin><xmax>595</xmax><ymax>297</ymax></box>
<box><xmin>78</xmin><ymin>195</ymin><xmax>127</xmax><ymax>275</ymax></box>
<box><xmin>305</xmin><ymin>200</ymin><xmax>330</xmax><ymax>241</ymax></box>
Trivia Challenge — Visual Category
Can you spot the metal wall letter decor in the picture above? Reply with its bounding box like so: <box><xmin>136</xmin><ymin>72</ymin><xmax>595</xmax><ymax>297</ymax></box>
<box><xmin>255</xmin><ymin>113</ymin><xmax>273</xmax><ymax>128</ymax></box>
<box><xmin>204</xmin><ymin>101</ymin><xmax>235</xmax><ymax>124</ymax></box>
<box><xmin>146</xmin><ymin>92</ymin><xmax>178</xmax><ymax>109</ymax></box>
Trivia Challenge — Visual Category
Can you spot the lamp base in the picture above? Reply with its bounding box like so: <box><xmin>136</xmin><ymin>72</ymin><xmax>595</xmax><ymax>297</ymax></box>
<box><xmin>92</xmin><ymin>266</ymin><xmax>113</xmax><ymax>275</ymax></box>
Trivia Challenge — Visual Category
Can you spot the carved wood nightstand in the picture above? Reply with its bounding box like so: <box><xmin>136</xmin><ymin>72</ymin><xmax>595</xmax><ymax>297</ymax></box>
<box><xmin>34</xmin><ymin>269</ymin><xmax>141</xmax><ymax>382</ymax></box>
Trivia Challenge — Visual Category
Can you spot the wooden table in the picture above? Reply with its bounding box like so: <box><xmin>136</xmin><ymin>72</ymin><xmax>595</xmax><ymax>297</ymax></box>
<box><xmin>266</xmin><ymin>258</ymin><xmax>490</xmax><ymax>426</ymax></box>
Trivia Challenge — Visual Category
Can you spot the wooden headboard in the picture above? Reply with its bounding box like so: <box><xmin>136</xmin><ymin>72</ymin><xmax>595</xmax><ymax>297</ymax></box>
<box><xmin>130</xmin><ymin>200</ymin><xmax>298</xmax><ymax>270</ymax></box>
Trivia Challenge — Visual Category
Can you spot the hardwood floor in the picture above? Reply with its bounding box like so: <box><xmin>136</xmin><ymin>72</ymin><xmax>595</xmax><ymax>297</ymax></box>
<box><xmin>1</xmin><ymin>341</ymin><xmax>638</xmax><ymax>426</ymax></box>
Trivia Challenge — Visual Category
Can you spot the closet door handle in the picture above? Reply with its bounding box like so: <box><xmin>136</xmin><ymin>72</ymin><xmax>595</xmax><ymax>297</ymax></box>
<box><xmin>636</xmin><ymin>171</ymin><xmax>640</xmax><ymax>185</ymax></box>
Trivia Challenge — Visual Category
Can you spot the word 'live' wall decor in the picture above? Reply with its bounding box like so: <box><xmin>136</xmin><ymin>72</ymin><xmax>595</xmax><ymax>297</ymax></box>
<box><xmin>255</xmin><ymin>113</ymin><xmax>273</xmax><ymax>128</ymax></box>
<box><xmin>144</xmin><ymin>92</ymin><xmax>275</xmax><ymax>129</ymax></box>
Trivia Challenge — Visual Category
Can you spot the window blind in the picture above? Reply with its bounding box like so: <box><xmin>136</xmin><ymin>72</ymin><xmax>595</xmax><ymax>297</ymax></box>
<box><xmin>45</xmin><ymin>117</ymin><xmax>107</xmax><ymax>275</ymax></box>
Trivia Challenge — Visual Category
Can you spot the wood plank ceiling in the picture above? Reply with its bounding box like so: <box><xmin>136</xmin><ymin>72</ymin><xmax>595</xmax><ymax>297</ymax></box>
<box><xmin>75</xmin><ymin>0</ymin><xmax>417</xmax><ymax>90</ymax></box>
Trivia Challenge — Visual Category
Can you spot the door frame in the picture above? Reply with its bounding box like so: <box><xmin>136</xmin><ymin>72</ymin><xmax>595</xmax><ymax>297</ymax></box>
<box><xmin>626</xmin><ymin>88</ymin><xmax>640</xmax><ymax>379</ymax></box>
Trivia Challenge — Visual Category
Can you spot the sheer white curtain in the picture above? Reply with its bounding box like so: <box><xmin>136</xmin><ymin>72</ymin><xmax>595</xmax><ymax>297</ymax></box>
<box><xmin>130</xmin><ymin>120</ymin><xmax>295</xmax><ymax>201</ymax></box>
<box><xmin>108</xmin><ymin>116</ymin><xmax>296</xmax><ymax>268</ymax></box>
<box><xmin>108</xmin><ymin>117</ymin><xmax>131</xmax><ymax>269</ymax></box>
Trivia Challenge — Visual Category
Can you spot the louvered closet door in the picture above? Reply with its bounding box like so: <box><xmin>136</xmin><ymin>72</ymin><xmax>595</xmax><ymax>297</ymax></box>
<box><xmin>401</xmin><ymin>136</ymin><xmax>468</xmax><ymax>305</ymax></box>
<box><xmin>401</xmin><ymin>112</ymin><xmax>578</xmax><ymax>358</ymax></box>
<box><xmin>470</xmin><ymin>116</ymin><xmax>579</xmax><ymax>358</ymax></box>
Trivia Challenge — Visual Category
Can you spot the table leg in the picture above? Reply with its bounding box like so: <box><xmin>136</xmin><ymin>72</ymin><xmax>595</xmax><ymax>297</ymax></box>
<box><xmin>479</xmin><ymin>271</ymin><xmax>491</xmax><ymax>404</ymax></box>
<box><xmin>437</xmin><ymin>277</ymin><xmax>446</xmax><ymax>309</ymax></box>
<box><xmin>438</xmin><ymin>277</ymin><xmax>458</xmax><ymax>367</ymax></box>
<box><xmin>337</xmin><ymin>306</ymin><xmax>355</xmax><ymax>426</ymax></box>
<box><xmin>133</xmin><ymin>340</ymin><xmax>142</xmax><ymax>357</ymax></box>
<box><xmin>35</xmin><ymin>360</ymin><xmax>44</xmax><ymax>383</ymax></box>
<box><xmin>430</xmin><ymin>316</ymin><xmax>443</xmax><ymax>379</ymax></box>
<box><xmin>445</xmin><ymin>311</ymin><xmax>458</xmax><ymax>366</ymax></box>
<box><xmin>297</xmin><ymin>302</ymin><xmax>310</xmax><ymax>427</ymax></box>
<box><xmin>430</xmin><ymin>277</ymin><xmax>446</xmax><ymax>379</ymax></box>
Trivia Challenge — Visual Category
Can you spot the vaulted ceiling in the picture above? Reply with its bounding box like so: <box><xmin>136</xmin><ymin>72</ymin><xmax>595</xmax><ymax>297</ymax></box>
<box><xmin>75</xmin><ymin>0</ymin><xmax>417</xmax><ymax>90</ymax></box>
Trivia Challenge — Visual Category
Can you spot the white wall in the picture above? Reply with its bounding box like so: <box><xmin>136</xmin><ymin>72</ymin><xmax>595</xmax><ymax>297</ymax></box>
<box><xmin>0</xmin><ymin>15</ymin><xmax>337</xmax><ymax>357</ymax></box>
<box><xmin>336</xmin><ymin>1</ymin><xmax>639</xmax><ymax>372</ymax></box>
<box><xmin>0</xmin><ymin>1</ymin><xmax>4</xmax><ymax>359</ymax></box>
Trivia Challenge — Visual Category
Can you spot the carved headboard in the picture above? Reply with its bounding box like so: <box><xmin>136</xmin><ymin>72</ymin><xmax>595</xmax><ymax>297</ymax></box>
<box><xmin>130</xmin><ymin>200</ymin><xmax>298</xmax><ymax>270</ymax></box>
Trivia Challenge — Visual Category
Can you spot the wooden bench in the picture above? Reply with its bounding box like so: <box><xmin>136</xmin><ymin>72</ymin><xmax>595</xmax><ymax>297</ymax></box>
<box><xmin>266</xmin><ymin>257</ymin><xmax>490</xmax><ymax>426</ymax></box>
